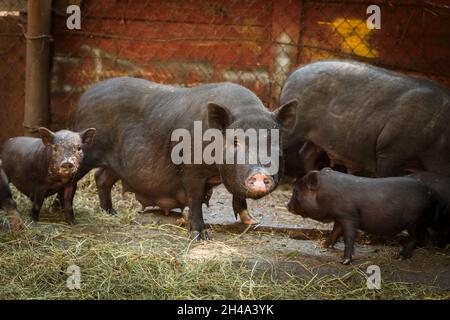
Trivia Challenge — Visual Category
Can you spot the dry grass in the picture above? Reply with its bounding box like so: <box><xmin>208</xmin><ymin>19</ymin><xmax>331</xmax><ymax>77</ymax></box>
<box><xmin>0</xmin><ymin>172</ymin><xmax>448</xmax><ymax>300</ymax></box>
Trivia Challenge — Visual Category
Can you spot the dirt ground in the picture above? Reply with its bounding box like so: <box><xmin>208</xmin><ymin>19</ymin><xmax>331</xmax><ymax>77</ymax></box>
<box><xmin>140</xmin><ymin>184</ymin><xmax>450</xmax><ymax>290</ymax></box>
<box><xmin>1</xmin><ymin>176</ymin><xmax>449</xmax><ymax>299</ymax></box>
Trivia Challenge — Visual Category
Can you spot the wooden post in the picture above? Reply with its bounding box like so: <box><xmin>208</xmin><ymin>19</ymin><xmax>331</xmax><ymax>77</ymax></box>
<box><xmin>24</xmin><ymin>0</ymin><xmax>52</xmax><ymax>136</ymax></box>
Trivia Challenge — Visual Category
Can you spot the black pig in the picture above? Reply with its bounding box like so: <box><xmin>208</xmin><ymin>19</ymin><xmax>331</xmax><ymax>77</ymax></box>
<box><xmin>410</xmin><ymin>172</ymin><xmax>450</xmax><ymax>247</ymax></box>
<box><xmin>280</xmin><ymin>60</ymin><xmax>450</xmax><ymax>177</ymax></box>
<box><xmin>283</xmin><ymin>141</ymin><xmax>330</xmax><ymax>178</ymax></box>
<box><xmin>287</xmin><ymin>168</ymin><xmax>439</xmax><ymax>264</ymax></box>
<box><xmin>73</xmin><ymin>77</ymin><xmax>297</xmax><ymax>240</ymax></box>
<box><xmin>0</xmin><ymin>161</ymin><xmax>23</xmax><ymax>230</ymax></box>
<box><xmin>1</xmin><ymin>128</ymin><xmax>96</xmax><ymax>224</ymax></box>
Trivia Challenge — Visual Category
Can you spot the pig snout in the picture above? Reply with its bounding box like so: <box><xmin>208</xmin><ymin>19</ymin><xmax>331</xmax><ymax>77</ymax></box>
<box><xmin>61</xmin><ymin>161</ymin><xmax>74</xmax><ymax>170</ymax></box>
<box><xmin>59</xmin><ymin>158</ymin><xmax>78</xmax><ymax>177</ymax></box>
<box><xmin>245</xmin><ymin>173</ymin><xmax>274</xmax><ymax>195</ymax></box>
<box><xmin>286</xmin><ymin>196</ymin><xmax>302</xmax><ymax>215</ymax></box>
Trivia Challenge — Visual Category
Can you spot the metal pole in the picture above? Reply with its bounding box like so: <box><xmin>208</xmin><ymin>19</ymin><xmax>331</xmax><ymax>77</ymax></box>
<box><xmin>24</xmin><ymin>0</ymin><xmax>52</xmax><ymax>136</ymax></box>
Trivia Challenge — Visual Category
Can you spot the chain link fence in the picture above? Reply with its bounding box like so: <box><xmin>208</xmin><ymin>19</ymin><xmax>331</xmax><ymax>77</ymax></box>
<box><xmin>1</xmin><ymin>0</ymin><xmax>450</xmax><ymax>142</ymax></box>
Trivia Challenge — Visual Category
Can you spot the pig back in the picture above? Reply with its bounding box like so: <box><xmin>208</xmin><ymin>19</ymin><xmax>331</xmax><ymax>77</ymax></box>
<box><xmin>73</xmin><ymin>77</ymin><xmax>188</xmax><ymax>169</ymax></box>
<box><xmin>73</xmin><ymin>77</ymin><xmax>271</xmax><ymax>189</ymax></box>
<box><xmin>279</xmin><ymin>61</ymin><xmax>450</xmax><ymax>175</ymax></box>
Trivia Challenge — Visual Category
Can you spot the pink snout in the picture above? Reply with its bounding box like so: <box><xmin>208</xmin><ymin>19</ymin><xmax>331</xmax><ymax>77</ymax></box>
<box><xmin>245</xmin><ymin>174</ymin><xmax>274</xmax><ymax>194</ymax></box>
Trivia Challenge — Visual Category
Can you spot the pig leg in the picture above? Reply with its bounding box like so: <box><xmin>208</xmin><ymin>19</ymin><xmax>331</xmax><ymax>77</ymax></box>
<box><xmin>376</xmin><ymin>153</ymin><xmax>405</xmax><ymax>177</ymax></box>
<box><xmin>52</xmin><ymin>189</ymin><xmax>64</xmax><ymax>210</ymax></box>
<box><xmin>184</xmin><ymin>177</ymin><xmax>209</xmax><ymax>241</ymax></box>
<box><xmin>299</xmin><ymin>141</ymin><xmax>326</xmax><ymax>173</ymax></box>
<box><xmin>31</xmin><ymin>190</ymin><xmax>46</xmax><ymax>222</ymax></box>
<box><xmin>396</xmin><ymin>226</ymin><xmax>420</xmax><ymax>260</ymax></box>
<box><xmin>204</xmin><ymin>187</ymin><xmax>213</xmax><ymax>207</ymax></box>
<box><xmin>63</xmin><ymin>184</ymin><xmax>77</xmax><ymax>225</ymax></box>
<box><xmin>322</xmin><ymin>222</ymin><xmax>342</xmax><ymax>248</ymax></box>
<box><xmin>95</xmin><ymin>167</ymin><xmax>119</xmax><ymax>215</ymax></box>
<box><xmin>232</xmin><ymin>196</ymin><xmax>259</xmax><ymax>225</ymax></box>
<box><xmin>1</xmin><ymin>199</ymin><xmax>23</xmax><ymax>231</ymax></box>
<box><xmin>204</xmin><ymin>186</ymin><xmax>213</xmax><ymax>211</ymax></box>
<box><xmin>341</xmin><ymin>220</ymin><xmax>357</xmax><ymax>265</ymax></box>
<box><xmin>416</xmin><ymin>228</ymin><xmax>427</xmax><ymax>247</ymax></box>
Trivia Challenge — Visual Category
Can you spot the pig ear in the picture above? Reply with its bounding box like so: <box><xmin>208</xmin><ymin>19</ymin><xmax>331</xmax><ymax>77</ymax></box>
<box><xmin>207</xmin><ymin>103</ymin><xmax>232</xmax><ymax>131</ymax></box>
<box><xmin>39</xmin><ymin>127</ymin><xmax>55</xmax><ymax>146</ymax></box>
<box><xmin>304</xmin><ymin>170</ymin><xmax>319</xmax><ymax>190</ymax></box>
<box><xmin>274</xmin><ymin>99</ymin><xmax>298</xmax><ymax>130</ymax></box>
<box><xmin>80</xmin><ymin>128</ymin><xmax>96</xmax><ymax>145</ymax></box>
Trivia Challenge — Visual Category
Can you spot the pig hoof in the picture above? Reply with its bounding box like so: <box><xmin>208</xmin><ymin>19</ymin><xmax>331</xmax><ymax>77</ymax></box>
<box><xmin>238</xmin><ymin>210</ymin><xmax>259</xmax><ymax>225</ymax></box>
<box><xmin>191</xmin><ymin>231</ymin><xmax>202</xmax><ymax>241</ymax></box>
<box><xmin>66</xmin><ymin>219</ymin><xmax>76</xmax><ymax>225</ymax></box>
<box><xmin>106</xmin><ymin>208</ymin><xmax>117</xmax><ymax>215</ymax></box>
<box><xmin>10</xmin><ymin>218</ymin><xmax>24</xmax><ymax>231</ymax></box>
<box><xmin>201</xmin><ymin>230</ymin><xmax>210</xmax><ymax>241</ymax></box>
<box><xmin>341</xmin><ymin>258</ymin><xmax>352</xmax><ymax>265</ymax></box>
<box><xmin>321</xmin><ymin>241</ymin><xmax>331</xmax><ymax>248</ymax></box>
<box><xmin>1</xmin><ymin>220</ymin><xmax>11</xmax><ymax>230</ymax></box>
<box><xmin>190</xmin><ymin>230</ymin><xmax>210</xmax><ymax>241</ymax></box>
<box><xmin>395</xmin><ymin>252</ymin><xmax>411</xmax><ymax>260</ymax></box>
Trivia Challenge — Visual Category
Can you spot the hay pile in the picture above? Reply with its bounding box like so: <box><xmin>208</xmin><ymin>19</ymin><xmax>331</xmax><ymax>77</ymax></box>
<box><xmin>0</xmin><ymin>172</ymin><xmax>448</xmax><ymax>299</ymax></box>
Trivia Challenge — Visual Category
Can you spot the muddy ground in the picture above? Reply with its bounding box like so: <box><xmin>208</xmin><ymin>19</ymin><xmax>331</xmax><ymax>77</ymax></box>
<box><xmin>141</xmin><ymin>185</ymin><xmax>450</xmax><ymax>290</ymax></box>
<box><xmin>1</xmin><ymin>177</ymin><xmax>449</xmax><ymax>298</ymax></box>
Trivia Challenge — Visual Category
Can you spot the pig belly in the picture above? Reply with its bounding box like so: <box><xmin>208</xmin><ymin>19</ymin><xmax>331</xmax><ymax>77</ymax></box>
<box><xmin>135</xmin><ymin>190</ymin><xmax>187</xmax><ymax>211</ymax></box>
<box><xmin>326</xmin><ymin>149</ymin><xmax>375</xmax><ymax>175</ymax></box>
<box><xmin>359</xmin><ymin>213</ymin><xmax>408</xmax><ymax>237</ymax></box>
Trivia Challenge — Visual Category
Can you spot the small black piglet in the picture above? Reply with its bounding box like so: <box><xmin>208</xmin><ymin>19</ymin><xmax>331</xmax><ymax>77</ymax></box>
<box><xmin>287</xmin><ymin>168</ymin><xmax>439</xmax><ymax>264</ymax></box>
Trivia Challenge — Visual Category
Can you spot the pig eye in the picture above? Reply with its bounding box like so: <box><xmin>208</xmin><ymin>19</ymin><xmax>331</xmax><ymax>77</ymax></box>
<box><xmin>77</xmin><ymin>145</ymin><xmax>82</xmax><ymax>151</ymax></box>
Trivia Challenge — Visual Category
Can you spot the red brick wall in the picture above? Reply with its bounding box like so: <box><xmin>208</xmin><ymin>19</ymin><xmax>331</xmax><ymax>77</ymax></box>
<box><xmin>50</xmin><ymin>0</ymin><xmax>450</xmax><ymax>131</ymax></box>
<box><xmin>50</xmin><ymin>0</ymin><xmax>288</xmax><ymax>128</ymax></box>
<box><xmin>1</xmin><ymin>0</ymin><xmax>449</xmax><ymax>145</ymax></box>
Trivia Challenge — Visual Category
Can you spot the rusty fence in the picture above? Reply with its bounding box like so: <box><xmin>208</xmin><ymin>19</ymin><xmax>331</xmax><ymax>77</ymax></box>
<box><xmin>1</xmin><ymin>0</ymin><xmax>450</xmax><ymax>145</ymax></box>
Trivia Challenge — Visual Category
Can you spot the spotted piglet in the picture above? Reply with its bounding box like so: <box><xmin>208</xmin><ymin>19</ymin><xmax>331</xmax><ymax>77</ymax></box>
<box><xmin>1</xmin><ymin>127</ymin><xmax>95</xmax><ymax>224</ymax></box>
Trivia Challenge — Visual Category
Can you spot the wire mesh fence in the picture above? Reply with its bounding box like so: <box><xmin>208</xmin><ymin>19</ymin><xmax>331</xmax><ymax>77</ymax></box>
<box><xmin>1</xmin><ymin>0</ymin><xmax>450</xmax><ymax>142</ymax></box>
